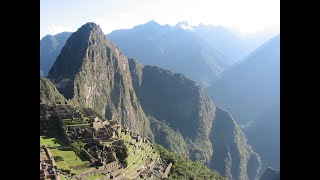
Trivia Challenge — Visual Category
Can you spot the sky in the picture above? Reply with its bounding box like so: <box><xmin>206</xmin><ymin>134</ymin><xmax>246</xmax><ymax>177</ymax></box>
<box><xmin>40</xmin><ymin>0</ymin><xmax>280</xmax><ymax>39</ymax></box>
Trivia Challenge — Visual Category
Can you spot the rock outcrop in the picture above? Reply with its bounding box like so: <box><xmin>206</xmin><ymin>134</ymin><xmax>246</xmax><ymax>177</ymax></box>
<box><xmin>45</xmin><ymin>22</ymin><xmax>262</xmax><ymax>180</ymax></box>
<box><xmin>47</xmin><ymin>23</ymin><xmax>152</xmax><ymax>137</ymax></box>
<box><xmin>40</xmin><ymin>78</ymin><xmax>66</xmax><ymax>104</ymax></box>
<box><xmin>259</xmin><ymin>167</ymin><xmax>280</xmax><ymax>180</ymax></box>
<box><xmin>210</xmin><ymin>108</ymin><xmax>261</xmax><ymax>180</ymax></box>
<box><xmin>129</xmin><ymin>59</ymin><xmax>261</xmax><ymax>180</ymax></box>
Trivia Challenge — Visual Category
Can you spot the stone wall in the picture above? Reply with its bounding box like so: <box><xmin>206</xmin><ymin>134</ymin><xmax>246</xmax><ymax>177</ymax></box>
<box><xmin>70</xmin><ymin>162</ymin><xmax>91</xmax><ymax>170</ymax></box>
<box><xmin>75</xmin><ymin>168</ymin><xmax>108</xmax><ymax>179</ymax></box>
<box><xmin>161</xmin><ymin>163</ymin><xmax>172</xmax><ymax>178</ymax></box>
<box><xmin>82</xmin><ymin>148</ymin><xmax>96</xmax><ymax>163</ymax></box>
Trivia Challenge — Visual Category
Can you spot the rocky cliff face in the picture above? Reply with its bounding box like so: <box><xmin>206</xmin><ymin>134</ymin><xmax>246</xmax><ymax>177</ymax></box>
<box><xmin>207</xmin><ymin>34</ymin><xmax>280</xmax><ymax>171</ymax></box>
<box><xmin>45</xmin><ymin>22</ymin><xmax>261</xmax><ymax>180</ymax></box>
<box><xmin>129</xmin><ymin>59</ymin><xmax>261</xmax><ymax>180</ymax></box>
<box><xmin>259</xmin><ymin>167</ymin><xmax>280</xmax><ymax>180</ymax></box>
<box><xmin>210</xmin><ymin>108</ymin><xmax>261</xmax><ymax>180</ymax></box>
<box><xmin>47</xmin><ymin>23</ymin><xmax>151</xmax><ymax>137</ymax></box>
<box><xmin>40</xmin><ymin>78</ymin><xmax>66</xmax><ymax>104</ymax></box>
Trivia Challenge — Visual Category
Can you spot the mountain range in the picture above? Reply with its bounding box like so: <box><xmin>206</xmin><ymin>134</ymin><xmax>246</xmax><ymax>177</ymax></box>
<box><xmin>42</xmin><ymin>22</ymin><xmax>263</xmax><ymax>180</ymax></box>
<box><xmin>40</xmin><ymin>32</ymin><xmax>72</xmax><ymax>77</ymax></box>
<box><xmin>207</xmin><ymin>34</ymin><xmax>280</xmax><ymax>171</ymax></box>
<box><xmin>41</xmin><ymin>20</ymin><xmax>266</xmax><ymax>88</ymax></box>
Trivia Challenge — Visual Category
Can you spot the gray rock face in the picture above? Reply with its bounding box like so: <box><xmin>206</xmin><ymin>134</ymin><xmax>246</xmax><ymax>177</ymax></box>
<box><xmin>210</xmin><ymin>108</ymin><xmax>261</xmax><ymax>180</ymax></box>
<box><xmin>45</xmin><ymin>22</ymin><xmax>261</xmax><ymax>180</ymax></box>
<box><xmin>47</xmin><ymin>22</ymin><xmax>152</xmax><ymax>137</ymax></box>
<box><xmin>129</xmin><ymin>59</ymin><xmax>261</xmax><ymax>180</ymax></box>
<box><xmin>259</xmin><ymin>167</ymin><xmax>280</xmax><ymax>180</ymax></box>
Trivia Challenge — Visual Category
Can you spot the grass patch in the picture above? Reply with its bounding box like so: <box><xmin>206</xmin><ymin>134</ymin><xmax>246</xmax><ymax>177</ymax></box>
<box><xmin>119</xmin><ymin>132</ymin><xmax>160</xmax><ymax>178</ymax></box>
<box><xmin>59</xmin><ymin>175</ymin><xmax>71</xmax><ymax>180</ymax></box>
<box><xmin>88</xmin><ymin>173</ymin><xmax>105</xmax><ymax>180</ymax></box>
<box><xmin>50</xmin><ymin>148</ymin><xmax>89</xmax><ymax>167</ymax></box>
<box><xmin>40</xmin><ymin>135</ymin><xmax>90</xmax><ymax>174</ymax></box>
<box><xmin>40</xmin><ymin>136</ymin><xmax>63</xmax><ymax>147</ymax></box>
<box><xmin>71</xmin><ymin>167</ymin><xmax>93</xmax><ymax>174</ymax></box>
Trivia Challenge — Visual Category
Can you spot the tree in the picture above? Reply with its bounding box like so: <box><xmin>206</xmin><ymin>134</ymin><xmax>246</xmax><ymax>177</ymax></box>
<box><xmin>70</xmin><ymin>141</ymin><xmax>84</xmax><ymax>160</ymax></box>
<box><xmin>123</xmin><ymin>159</ymin><xmax>128</xmax><ymax>168</ymax></box>
<box><xmin>116</xmin><ymin>145</ymin><xmax>129</xmax><ymax>163</ymax></box>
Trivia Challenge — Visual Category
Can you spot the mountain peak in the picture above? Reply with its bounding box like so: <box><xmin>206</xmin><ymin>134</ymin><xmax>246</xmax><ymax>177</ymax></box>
<box><xmin>47</xmin><ymin>22</ymin><xmax>108</xmax><ymax>99</ymax></box>
<box><xmin>175</xmin><ymin>21</ymin><xmax>193</xmax><ymax>30</ymax></box>
<box><xmin>76</xmin><ymin>22</ymin><xmax>103</xmax><ymax>36</ymax></box>
<box><xmin>132</xmin><ymin>20</ymin><xmax>161</xmax><ymax>32</ymax></box>
<box><xmin>176</xmin><ymin>21</ymin><xmax>189</xmax><ymax>26</ymax></box>
<box><xmin>145</xmin><ymin>20</ymin><xmax>160</xmax><ymax>26</ymax></box>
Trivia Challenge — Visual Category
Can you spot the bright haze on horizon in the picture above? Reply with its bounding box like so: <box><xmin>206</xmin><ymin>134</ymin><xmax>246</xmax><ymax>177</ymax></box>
<box><xmin>40</xmin><ymin>0</ymin><xmax>279</xmax><ymax>39</ymax></box>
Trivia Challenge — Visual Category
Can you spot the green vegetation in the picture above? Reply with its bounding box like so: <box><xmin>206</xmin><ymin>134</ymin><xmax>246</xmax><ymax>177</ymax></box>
<box><xmin>149</xmin><ymin>115</ymin><xmax>189</xmax><ymax>157</ymax></box>
<box><xmin>47</xmin><ymin>23</ymin><xmax>152</xmax><ymax>137</ymax></box>
<box><xmin>50</xmin><ymin>148</ymin><xmax>90</xmax><ymax>171</ymax></box>
<box><xmin>40</xmin><ymin>135</ymin><xmax>90</xmax><ymax>174</ymax></box>
<box><xmin>116</xmin><ymin>143</ymin><xmax>129</xmax><ymax>165</ymax></box>
<box><xmin>71</xmin><ymin>167</ymin><xmax>93</xmax><ymax>174</ymax></box>
<box><xmin>153</xmin><ymin>144</ymin><xmax>224</xmax><ymax>180</ymax></box>
<box><xmin>70</xmin><ymin>141</ymin><xmax>85</xmax><ymax>160</ymax></box>
<box><xmin>120</xmin><ymin>131</ymin><xmax>159</xmax><ymax>178</ymax></box>
<box><xmin>40</xmin><ymin>78</ymin><xmax>67</xmax><ymax>104</ymax></box>
<box><xmin>129</xmin><ymin>60</ymin><xmax>216</xmax><ymax>164</ymax></box>
<box><xmin>88</xmin><ymin>173</ymin><xmax>105</xmax><ymax>180</ymax></box>
<box><xmin>59</xmin><ymin>175</ymin><xmax>71</xmax><ymax>180</ymax></box>
<box><xmin>40</xmin><ymin>136</ymin><xmax>63</xmax><ymax>147</ymax></box>
<box><xmin>53</xmin><ymin>156</ymin><xmax>64</xmax><ymax>162</ymax></box>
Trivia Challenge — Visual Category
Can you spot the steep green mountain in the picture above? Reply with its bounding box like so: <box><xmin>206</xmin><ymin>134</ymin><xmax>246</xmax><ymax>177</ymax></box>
<box><xmin>40</xmin><ymin>78</ymin><xmax>224</xmax><ymax>179</ymax></box>
<box><xmin>259</xmin><ymin>167</ymin><xmax>280</xmax><ymax>180</ymax></box>
<box><xmin>154</xmin><ymin>144</ymin><xmax>225</xmax><ymax>180</ymax></box>
<box><xmin>108</xmin><ymin>20</ymin><xmax>231</xmax><ymax>88</ymax></box>
<box><xmin>207</xmin><ymin>34</ymin><xmax>280</xmax><ymax>171</ymax></box>
<box><xmin>149</xmin><ymin>115</ymin><xmax>190</xmax><ymax>157</ymax></box>
<box><xmin>210</xmin><ymin>108</ymin><xmax>261</xmax><ymax>180</ymax></box>
<box><xmin>39</xmin><ymin>21</ymin><xmax>263</xmax><ymax>87</ymax></box>
<box><xmin>47</xmin><ymin>23</ymin><xmax>152</xmax><ymax>138</ymax></box>
<box><xmin>129</xmin><ymin>59</ymin><xmax>261</xmax><ymax>180</ymax></box>
<box><xmin>40</xmin><ymin>78</ymin><xmax>66</xmax><ymax>104</ymax></box>
<box><xmin>40</xmin><ymin>32</ymin><xmax>72</xmax><ymax>77</ymax></box>
<box><xmin>45</xmin><ymin>22</ymin><xmax>262</xmax><ymax>180</ymax></box>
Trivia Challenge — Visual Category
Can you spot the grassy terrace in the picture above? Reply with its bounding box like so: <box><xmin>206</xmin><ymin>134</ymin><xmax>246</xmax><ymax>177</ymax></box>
<box><xmin>41</xmin><ymin>131</ymin><xmax>160</xmax><ymax>179</ymax></box>
<box><xmin>120</xmin><ymin>132</ymin><xmax>160</xmax><ymax>179</ymax></box>
<box><xmin>88</xmin><ymin>173</ymin><xmax>105</xmax><ymax>180</ymax></box>
<box><xmin>40</xmin><ymin>135</ymin><xmax>92</xmax><ymax>175</ymax></box>
<box><xmin>40</xmin><ymin>136</ymin><xmax>62</xmax><ymax>147</ymax></box>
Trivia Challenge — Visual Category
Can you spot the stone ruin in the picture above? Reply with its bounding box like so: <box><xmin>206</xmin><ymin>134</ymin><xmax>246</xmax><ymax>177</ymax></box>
<box><xmin>40</xmin><ymin>146</ymin><xmax>60</xmax><ymax>180</ymax></box>
<box><xmin>40</xmin><ymin>103</ymin><xmax>169</xmax><ymax>180</ymax></box>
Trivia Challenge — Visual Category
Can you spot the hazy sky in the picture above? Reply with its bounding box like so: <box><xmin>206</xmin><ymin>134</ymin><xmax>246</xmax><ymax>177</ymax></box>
<box><xmin>40</xmin><ymin>0</ymin><xmax>280</xmax><ymax>39</ymax></box>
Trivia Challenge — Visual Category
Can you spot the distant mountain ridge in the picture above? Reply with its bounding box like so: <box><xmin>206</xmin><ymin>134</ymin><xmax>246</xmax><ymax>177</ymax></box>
<box><xmin>44</xmin><ymin>22</ymin><xmax>262</xmax><ymax>180</ymax></box>
<box><xmin>108</xmin><ymin>20</ymin><xmax>231</xmax><ymax>87</ymax></box>
<box><xmin>40</xmin><ymin>20</ymin><xmax>267</xmax><ymax>88</ymax></box>
<box><xmin>207</xmin><ymin>34</ymin><xmax>280</xmax><ymax>124</ymax></box>
<box><xmin>207</xmin><ymin>34</ymin><xmax>280</xmax><ymax>171</ymax></box>
<box><xmin>129</xmin><ymin>59</ymin><xmax>261</xmax><ymax>180</ymax></box>
<box><xmin>40</xmin><ymin>32</ymin><xmax>72</xmax><ymax>77</ymax></box>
